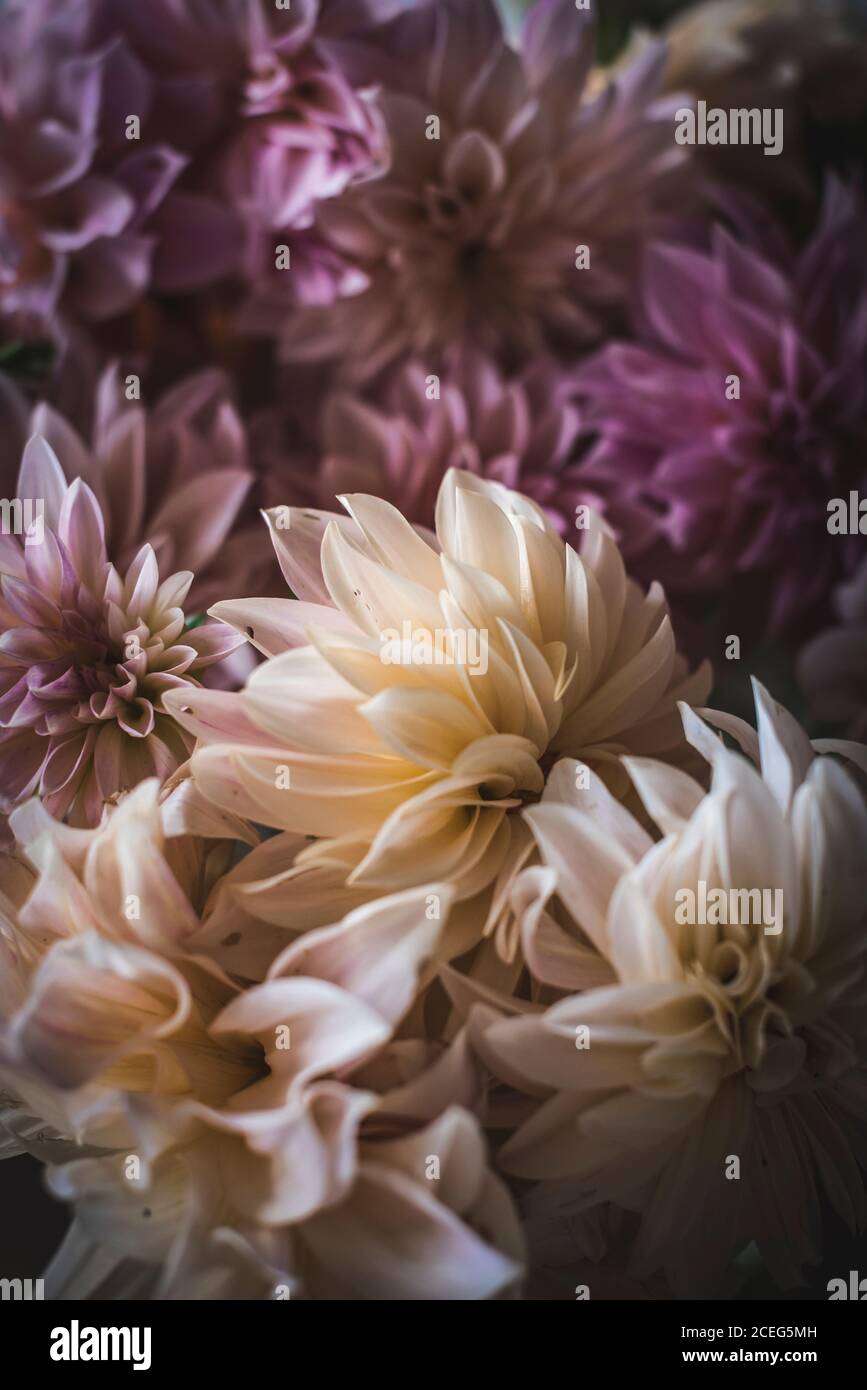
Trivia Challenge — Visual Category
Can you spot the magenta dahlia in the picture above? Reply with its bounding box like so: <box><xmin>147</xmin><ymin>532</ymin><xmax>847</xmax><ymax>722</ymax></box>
<box><xmin>576</xmin><ymin>179</ymin><xmax>867</xmax><ymax>644</ymax></box>
<box><xmin>280</xmin><ymin>0</ymin><xmax>691</xmax><ymax>380</ymax></box>
<box><xmin>0</xmin><ymin>435</ymin><xmax>241</xmax><ymax>825</ymax></box>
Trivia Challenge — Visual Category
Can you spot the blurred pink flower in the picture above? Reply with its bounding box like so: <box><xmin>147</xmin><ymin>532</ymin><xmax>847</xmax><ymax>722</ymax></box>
<box><xmin>44</xmin><ymin>1096</ymin><xmax>524</xmax><ymax>1299</ymax></box>
<box><xmin>0</xmin><ymin>436</ymin><xmax>242</xmax><ymax>825</ymax></box>
<box><xmin>0</xmin><ymin>780</ymin><xmax>258</xmax><ymax>1145</ymax></box>
<box><xmin>280</xmin><ymin>0</ymin><xmax>692</xmax><ymax>380</ymax></box>
<box><xmin>259</xmin><ymin>350</ymin><xmax>598</xmax><ymax>534</ymax></box>
<box><xmin>93</xmin><ymin>0</ymin><xmax>395</xmax><ymax>305</ymax></box>
<box><xmin>0</xmin><ymin>782</ymin><xmax>524</xmax><ymax>1298</ymax></box>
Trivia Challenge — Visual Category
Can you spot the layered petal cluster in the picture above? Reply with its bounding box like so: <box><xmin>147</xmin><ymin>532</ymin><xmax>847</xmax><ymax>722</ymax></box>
<box><xmin>259</xmin><ymin>350</ymin><xmax>593</xmax><ymax>533</ymax></box>
<box><xmin>0</xmin><ymin>779</ymin><xmax>257</xmax><ymax>1149</ymax></box>
<box><xmin>0</xmin><ymin>780</ymin><xmax>523</xmax><ymax>1299</ymax></box>
<box><xmin>1</xmin><ymin>363</ymin><xmax>267</xmax><ymax>613</ymax></box>
<box><xmin>0</xmin><ymin>0</ymin><xmax>191</xmax><ymax>330</ymax></box>
<box><xmin>0</xmin><ymin>437</ymin><xmax>241</xmax><ymax>824</ymax></box>
<box><xmin>281</xmin><ymin>0</ymin><xmax>691</xmax><ymax>379</ymax></box>
<box><xmin>43</xmin><ymin>1097</ymin><xmax>524</xmax><ymax>1300</ymax></box>
<box><xmin>577</xmin><ymin>181</ymin><xmax>867</xmax><ymax>645</ymax></box>
<box><xmin>90</xmin><ymin>0</ymin><xmax>394</xmax><ymax>304</ymax></box>
<box><xmin>475</xmin><ymin>683</ymin><xmax>867</xmax><ymax>1292</ymax></box>
<box><xmin>0</xmin><ymin>0</ymin><xmax>391</xmax><ymax>334</ymax></box>
<box><xmin>166</xmin><ymin>470</ymin><xmax>709</xmax><ymax>961</ymax></box>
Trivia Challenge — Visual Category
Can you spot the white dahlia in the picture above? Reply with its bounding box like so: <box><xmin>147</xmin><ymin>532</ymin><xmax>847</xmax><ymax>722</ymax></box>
<box><xmin>474</xmin><ymin>683</ymin><xmax>867</xmax><ymax>1293</ymax></box>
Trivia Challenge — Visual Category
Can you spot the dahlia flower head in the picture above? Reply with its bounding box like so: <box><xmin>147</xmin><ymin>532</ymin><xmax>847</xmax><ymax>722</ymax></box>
<box><xmin>0</xmin><ymin>435</ymin><xmax>241</xmax><ymax>825</ymax></box>
<box><xmin>0</xmin><ymin>780</ymin><xmax>257</xmax><ymax>1150</ymax></box>
<box><xmin>0</xmin><ymin>0</ymin><xmax>391</xmax><ymax>334</ymax></box>
<box><xmin>0</xmin><ymin>780</ymin><xmax>524</xmax><ymax>1300</ymax></box>
<box><xmin>165</xmin><ymin>468</ymin><xmax>710</xmax><ymax>966</ymax></box>
<box><xmin>0</xmin><ymin>0</ymin><xmax>234</xmax><ymax>333</ymax></box>
<box><xmin>259</xmin><ymin>349</ymin><xmax>596</xmax><ymax>534</ymax></box>
<box><xmin>471</xmin><ymin>682</ymin><xmax>867</xmax><ymax>1294</ymax></box>
<box><xmin>281</xmin><ymin>0</ymin><xmax>692</xmax><ymax>380</ymax></box>
<box><xmin>90</xmin><ymin>0</ymin><xmax>396</xmax><ymax>304</ymax></box>
<box><xmin>577</xmin><ymin>179</ymin><xmax>867</xmax><ymax>643</ymax></box>
<box><xmin>0</xmin><ymin>361</ymin><xmax>267</xmax><ymax>614</ymax></box>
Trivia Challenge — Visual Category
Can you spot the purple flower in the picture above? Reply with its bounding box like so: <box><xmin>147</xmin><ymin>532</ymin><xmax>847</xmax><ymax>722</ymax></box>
<box><xmin>279</xmin><ymin>0</ymin><xmax>692</xmax><ymax>381</ymax></box>
<box><xmin>0</xmin><ymin>0</ymin><xmax>194</xmax><ymax>328</ymax></box>
<box><xmin>92</xmin><ymin>0</ymin><xmax>395</xmax><ymax>305</ymax></box>
<box><xmin>0</xmin><ymin>435</ymin><xmax>242</xmax><ymax>825</ymax></box>
<box><xmin>0</xmin><ymin>0</ymin><xmax>387</xmax><ymax>333</ymax></box>
<box><xmin>576</xmin><ymin>180</ymin><xmax>867</xmax><ymax>646</ymax></box>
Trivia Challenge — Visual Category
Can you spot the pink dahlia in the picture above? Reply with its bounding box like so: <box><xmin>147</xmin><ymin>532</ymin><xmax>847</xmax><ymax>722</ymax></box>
<box><xmin>92</xmin><ymin>0</ymin><xmax>394</xmax><ymax>303</ymax></box>
<box><xmin>0</xmin><ymin>436</ymin><xmax>241</xmax><ymax>825</ymax></box>
<box><xmin>577</xmin><ymin>180</ymin><xmax>867</xmax><ymax>646</ymax></box>
<box><xmin>0</xmin><ymin>363</ymin><xmax>268</xmax><ymax>614</ymax></box>
<box><xmin>258</xmin><ymin>350</ymin><xmax>596</xmax><ymax>534</ymax></box>
<box><xmin>281</xmin><ymin>0</ymin><xmax>692</xmax><ymax>380</ymax></box>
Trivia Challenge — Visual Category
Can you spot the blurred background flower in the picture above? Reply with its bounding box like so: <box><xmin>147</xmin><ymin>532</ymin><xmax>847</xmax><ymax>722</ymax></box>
<box><xmin>279</xmin><ymin>0</ymin><xmax>693</xmax><ymax>381</ymax></box>
<box><xmin>257</xmin><ymin>348</ymin><xmax>597</xmax><ymax>533</ymax></box>
<box><xmin>576</xmin><ymin>181</ymin><xmax>867</xmax><ymax>664</ymax></box>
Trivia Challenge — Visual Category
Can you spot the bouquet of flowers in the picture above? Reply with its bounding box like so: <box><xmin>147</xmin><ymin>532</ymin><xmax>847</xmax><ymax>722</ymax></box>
<box><xmin>0</xmin><ymin>0</ymin><xmax>865</xmax><ymax>1302</ymax></box>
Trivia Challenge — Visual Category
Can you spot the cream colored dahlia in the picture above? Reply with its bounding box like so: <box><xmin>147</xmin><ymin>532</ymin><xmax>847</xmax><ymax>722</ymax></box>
<box><xmin>0</xmin><ymin>781</ymin><xmax>523</xmax><ymax>1298</ymax></box>
<box><xmin>0</xmin><ymin>779</ymin><xmax>259</xmax><ymax>1150</ymax></box>
<box><xmin>43</xmin><ymin>1096</ymin><xmax>524</xmax><ymax>1300</ymax></box>
<box><xmin>164</xmin><ymin>470</ymin><xmax>710</xmax><ymax>961</ymax></box>
<box><xmin>474</xmin><ymin>682</ymin><xmax>867</xmax><ymax>1293</ymax></box>
<box><xmin>45</xmin><ymin>908</ymin><xmax>523</xmax><ymax>1298</ymax></box>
